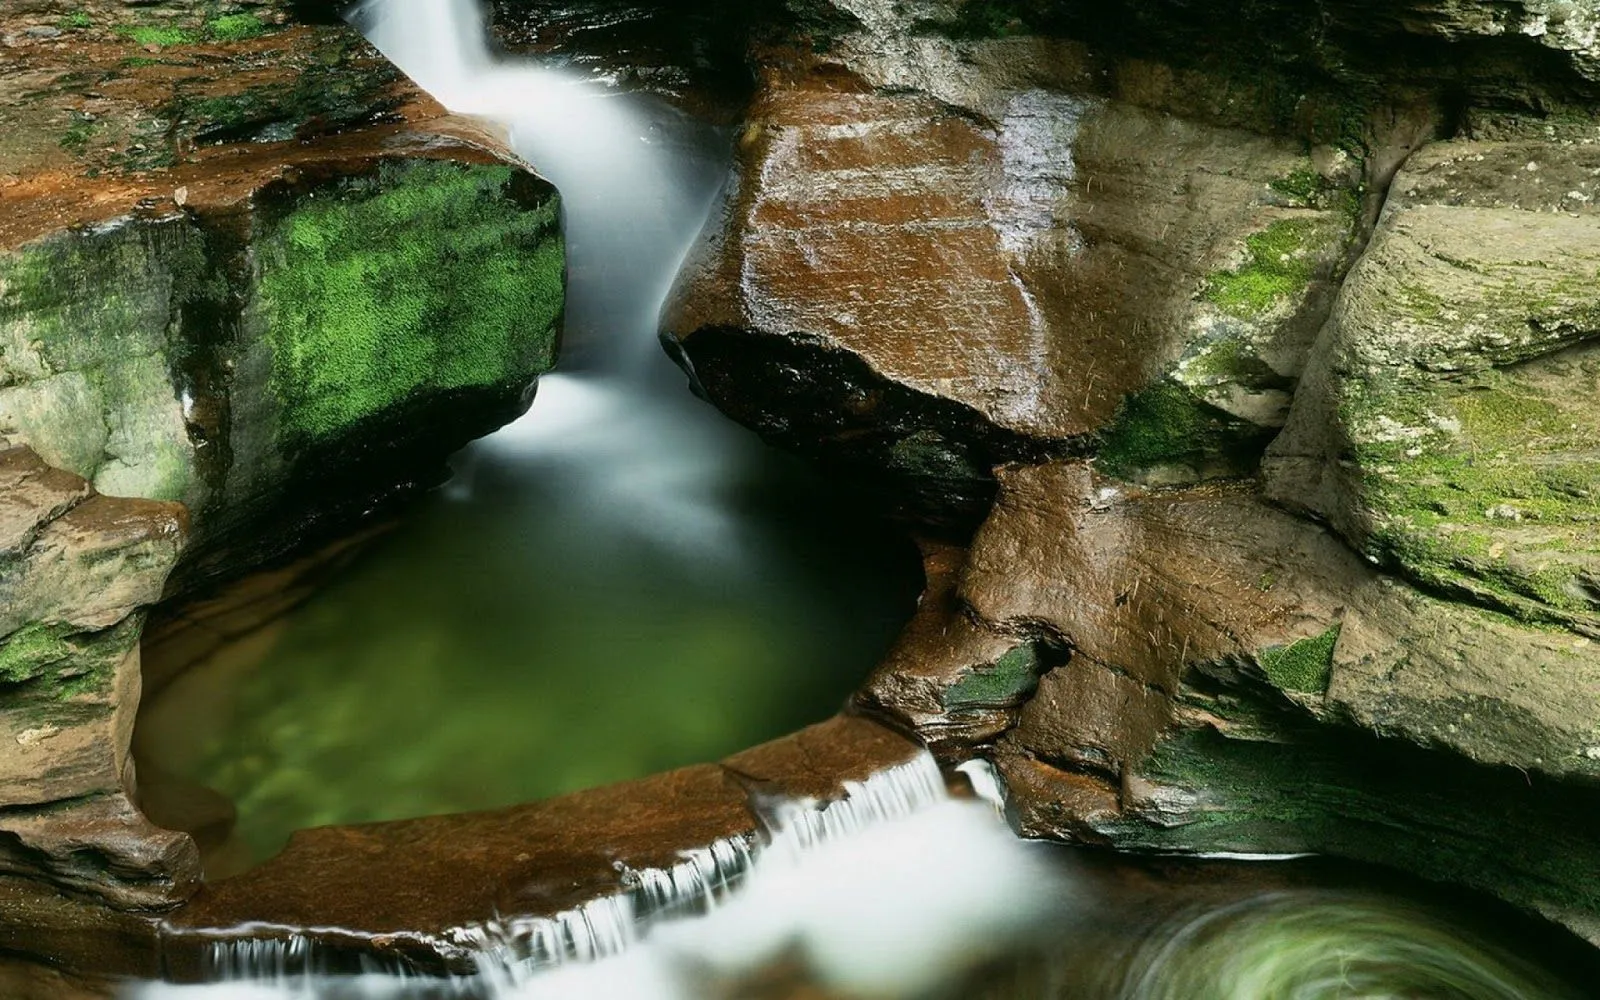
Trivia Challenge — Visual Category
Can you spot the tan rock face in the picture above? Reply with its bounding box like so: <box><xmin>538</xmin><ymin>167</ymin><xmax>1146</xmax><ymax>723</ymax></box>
<box><xmin>666</xmin><ymin>33</ymin><xmax>1361</xmax><ymax>519</ymax></box>
<box><xmin>1266</xmin><ymin>137</ymin><xmax>1600</xmax><ymax>635</ymax></box>
<box><xmin>0</xmin><ymin>447</ymin><xmax>196</xmax><ymax>909</ymax></box>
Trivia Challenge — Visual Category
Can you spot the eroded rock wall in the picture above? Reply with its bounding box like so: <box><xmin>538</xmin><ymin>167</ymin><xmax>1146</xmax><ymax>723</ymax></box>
<box><xmin>667</xmin><ymin>0</ymin><xmax>1600</xmax><ymax>939</ymax></box>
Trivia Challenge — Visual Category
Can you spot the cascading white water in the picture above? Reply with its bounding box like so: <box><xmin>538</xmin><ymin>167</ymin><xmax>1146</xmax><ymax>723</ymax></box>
<box><xmin>129</xmin><ymin>751</ymin><xmax>1058</xmax><ymax>999</ymax></box>
<box><xmin>122</xmin><ymin>5</ymin><xmax>1061</xmax><ymax>996</ymax></box>
<box><xmin>352</xmin><ymin>0</ymin><xmax>758</xmax><ymax>563</ymax></box>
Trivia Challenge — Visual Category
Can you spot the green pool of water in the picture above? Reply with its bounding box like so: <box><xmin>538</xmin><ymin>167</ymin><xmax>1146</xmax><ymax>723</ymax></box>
<box><xmin>135</xmin><ymin>408</ymin><xmax>921</xmax><ymax>867</ymax></box>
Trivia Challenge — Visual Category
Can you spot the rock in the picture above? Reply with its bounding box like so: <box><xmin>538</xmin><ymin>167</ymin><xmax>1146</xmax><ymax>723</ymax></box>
<box><xmin>722</xmin><ymin>712</ymin><xmax>925</xmax><ymax>800</ymax></box>
<box><xmin>0</xmin><ymin>141</ymin><xmax>565</xmax><ymax>589</ymax></box>
<box><xmin>0</xmin><ymin>875</ymin><xmax>162</xmax><ymax>986</ymax></box>
<box><xmin>159</xmin><ymin>714</ymin><xmax>927</xmax><ymax>977</ymax></box>
<box><xmin>665</xmin><ymin>13</ymin><xmax>1364</xmax><ymax>520</ymax></box>
<box><xmin>858</xmin><ymin>540</ymin><xmax>1059</xmax><ymax>752</ymax></box>
<box><xmin>0</xmin><ymin>795</ymin><xmax>199</xmax><ymax>911</ymax></box>
<box><xmin>0</xmin><ymin>1</ymin><xmax>566</xmax><ymax>587</ymax></box>
<box><xmin>0</xmin><ymin>447</ymin><xmax>196</xmax><ymax>909</ymax></box>
<box><xmin>1265</xmin><ymin>136</ymin><xmax>1600</xmax><ymax>636</ymax></box>
<box><xmin>856</xmin><ymin>460</ymin><xmax>1600</xmax><ymax>937</ymax></box>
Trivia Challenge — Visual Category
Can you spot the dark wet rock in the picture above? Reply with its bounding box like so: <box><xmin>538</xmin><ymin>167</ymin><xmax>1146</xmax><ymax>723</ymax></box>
<box><xmin>0</xmin><ymin>875</ymin><xmax>160</xmax><ymax>985</ymax></box>
<box><xmin>485</xmin><ymin>0</ymin><xmax>763</xmax><ymax>122</ymax></box>
<box><xmin>858</xmin><ymin>540</ymin><xmax>1058</xmax><ymax>753</ymax></box>
<box><xmin>722</xmin><ymin>712</ymin><xmax>924</xmax><ymax>800</ymax></box>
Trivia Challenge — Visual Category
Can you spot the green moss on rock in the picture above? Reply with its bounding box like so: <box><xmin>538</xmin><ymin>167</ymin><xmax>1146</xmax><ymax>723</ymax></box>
<box><xmin>1205</xmin><ymin>218</ymin><xmax>1322</xmax><ymax>318</ymax></box>
<box><xmin>256</xmin><ymin>160</ymin><xmax>564</xmax><ymax>443</ymax></box>
<box><xmin>1097</xmin><ymin>380</ymin><xmax>1270</xmax><ymax>479</ymax></box>
<box><xmin>0</xmin><ymin>624</ymin><xmax>79</xmax><ymax>686</ymax></box>
<box><xmin>944</xmin><ymin>644</ymin><xmax>1042</xmax><ymax>709</ymax></box>
<box><xmin>207</xmin><ymin>13</ymin><xmax>269</xmax><ymax>42</ymax></box>
<box><xmin>1350</xmin><ymin>364</ymin><xmax>1600</xmax><ymax>624</ymax></box>
<box><xmin>0</xmin><ymin>218</ymin><xmax>201</xmax><ymax>502</ymax></box>
<box><xmin>120</xmin><ymin>25</ymin><xmax>198</xmax><ymax>48</ymax></box>
<box><xmin>1105</xmin><ymin>693</ymin><xmax>1600</xmax><ymax>927</ymax></box>
<box><xmin>1257</xmin><ymin>624</ymin><xmax>1339</xmax><ymax>694</ymax></box>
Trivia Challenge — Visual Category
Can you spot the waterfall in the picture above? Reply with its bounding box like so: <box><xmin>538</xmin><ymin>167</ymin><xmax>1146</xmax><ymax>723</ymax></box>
<box><xmin>352</xmin><ymin>0</ymin><xmax>758</xmax><ymax>567</ymax></box>
<box><xmin>128</xmin><ymin>750</ymin><xmax>1056</xmax><ymax>999</ymax></box>
<box><xmin>122</xmin><ymin>5</ymin><xmax>1060</xmax><ymax>997</ymax></box>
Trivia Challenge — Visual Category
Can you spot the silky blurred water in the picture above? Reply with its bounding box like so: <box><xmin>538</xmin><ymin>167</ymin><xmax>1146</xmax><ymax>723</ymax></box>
<box><xmin>133</xmin><ymin>0</ymin><xmax>921</xmax><ymax>867</ymax></box>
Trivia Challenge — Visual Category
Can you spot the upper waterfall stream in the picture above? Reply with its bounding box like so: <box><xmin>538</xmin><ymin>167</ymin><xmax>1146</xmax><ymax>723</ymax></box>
<box><xmin>133</xmin><ymin>0</ymin><xmax>922</xmax><ymax>868</ymax></box>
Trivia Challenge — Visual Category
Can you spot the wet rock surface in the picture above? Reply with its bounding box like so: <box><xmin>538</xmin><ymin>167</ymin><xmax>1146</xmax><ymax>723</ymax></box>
<box><xmin>860</xmin><ymin>461</ymin><xmax>1600</xmax><ymax>939</ymax></box>
<box><xmin>157</xmin><ymin>714</ymin><xmax>923</xmax><ymax>977</ymax></box>
<box><xmin>665</xmin><ymin>3</ymin><xmax>1371</xmax><ymax>522</ymax></box>
<box><xmin>0</xmin><ymin>447</ymin><xmax>196</xmax><ymax>910</ymax></box>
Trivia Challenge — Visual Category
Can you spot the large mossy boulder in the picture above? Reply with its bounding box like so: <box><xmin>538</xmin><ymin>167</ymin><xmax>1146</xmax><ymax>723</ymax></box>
<box><xmin>0</xmin><ymin>151</ymin><xmax>564</xmax><ymax>587</ymax></box>
<box><xmin>1266</xmin><ymin>136</ymin><xmax>1600</xmax><ymax>636</ymax></box>
<box><xmin>0</xmin><ymin>0</ymin><xmax>568</xmax><ymax>915</ymax></box>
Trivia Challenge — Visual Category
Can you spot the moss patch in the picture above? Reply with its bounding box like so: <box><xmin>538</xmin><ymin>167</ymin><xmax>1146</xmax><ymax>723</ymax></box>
<box><xmin>257</xmin><ymin>160</ymin><xmax>564</xmax><ymax>443</ymax></box>
<box><xmin>0</xmin><ymin>624</ymin><xmax>79</xmax><ymax>686</ymax></box>
<box><xmin>1257</xmin><ymin>624</ymin><xmax>1339</xmax><ymax>694</ymax></box>
<box><xmin>207</xmin><ymin>13</ymin><xmax>269</xmax><ymax>42</ymax></box>
<box><xmin>944</xmin><ymin>644</ymin><xmax>1043</xmax><ymax>709</ymax></box>
<box><xmin>0</xmin><ymin>217</ymin><xmax>203</xmax><ymax>499</ymax></box>
<box><xmin>1096</xmin><ymin>380</ymin><xmax>1271</xmax><ymax>478</ymax></box>
<box><xmin>1347</xmin><ymin>360</ymin><xmax>1600</xmax><ymax>624</ymax></box>
<box><xmin>1204</xmin><ymin>218</ymin><xmax>1323</xmax><ymax>318</ymax></box>
<box><xmin>58</xmin><ymin>112</ymin><xmax>96</xmax><ymax>156</ymax></box>
<box><xmin>119</xmin><ymin>25</ymin><xmax>199</xmax><ymax>47</ymax></box>
<box><xmin>1107</xmin><ymin>681</ymin><xmax>1600</xmax><ymax>924</ymax></box>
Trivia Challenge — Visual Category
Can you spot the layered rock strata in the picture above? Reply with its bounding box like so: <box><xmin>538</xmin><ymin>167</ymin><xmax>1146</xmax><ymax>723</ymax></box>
<box><xmin>666</xmin><ymin>0</ymin><xmax>1600</xmax><ymax>940</ymax></box>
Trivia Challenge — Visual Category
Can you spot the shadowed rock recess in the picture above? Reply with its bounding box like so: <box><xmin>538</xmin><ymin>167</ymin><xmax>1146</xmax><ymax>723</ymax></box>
<box><xmin>1</xmin><ymin>0</ymin><xmax>564</xmax><ymax>914</ymax></box>
<box><xmin>662</xmin><ymin>0</ymin><xmax>1600</xmax><ymax>943</ymax></box>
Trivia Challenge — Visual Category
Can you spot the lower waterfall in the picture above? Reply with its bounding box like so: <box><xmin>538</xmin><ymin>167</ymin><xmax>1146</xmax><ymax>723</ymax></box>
<box><xmin>128</xmin><ymin>752</ymin><xmax>1058</xmax><ymax>999</ymax></box>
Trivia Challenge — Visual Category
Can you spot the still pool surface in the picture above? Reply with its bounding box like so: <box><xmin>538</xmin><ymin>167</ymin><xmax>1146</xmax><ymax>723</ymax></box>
<box><xmin>134</xmin><ymin>424</ymin><xmax>922</xmax><ymax>867</ymax></box>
